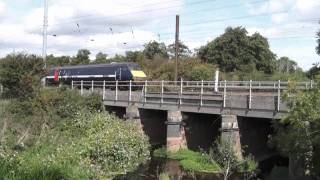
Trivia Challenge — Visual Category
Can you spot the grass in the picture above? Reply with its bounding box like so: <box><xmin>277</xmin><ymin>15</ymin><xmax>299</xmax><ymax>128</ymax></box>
<box><xmin>153</xmin><ymin>148</ymin><xmax>220</xmax><ymax>173</ymax></box>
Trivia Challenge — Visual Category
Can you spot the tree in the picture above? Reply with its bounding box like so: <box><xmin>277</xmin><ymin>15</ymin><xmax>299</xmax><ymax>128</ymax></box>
<box><xmin>277</xmin><ymin>57</ymin><xmax>298</xmax><ymax>74</ymax></box>
<box><xmin>0</xmin><ymin>53</ymin><xmax>44</xmax><ymax>99</ymax></box>
<box><xmin>209</xmin><ymin>140</ymin><xmax>257</xmax><ymax>180</ymax></box>
<box><xmin>187</xmin><ymin>64</ymin><xmax>214</xmax><ymax>81</ymax></box>
<box><xmin>249</xmin><ymin>33</ymin><xmax>276</xmax><ymax>74</ymax></box>
<box><xmin>109</xmin><ymin>54</ymin><xmax>126</xmax><ymax>62</ymax></box>
<box><xmin>271</xmin><ymin>81</ymin><xmax>320</xmax><ymax>179</ymax></box>
<box><xmin>143</xmin><ymin>41</ymin><xmax>168</xmax><ymax>60</ymax></box>
<box><xmin>92</xmin><ymin>52</ymin><xmax>108</xmax><ymax>64</ymax></box>
<box><xmin>47</xmin><ymin>54</ymin><xmax>71</xmax><ymax>67</ymax></box>
<box><xmin>197</xmin><ymin>27</ymin><xmax>276</xmax><ymax>73</ymax></box>
<box><xmin>167</xmin><ymin>41</ymin><xmax>192</xmax><ymax>59</ymax></box>
<box><xmin>71</xmin><ymin>49</ymin><xmax>91</xmax><ymax>65</ymax></box>
<box><xmin>307</xmin><ymin>63</ymin><xmax>320</xmax><ymax>79</ymax></box>
<box><xmin>125</xmin><ymin>51</ymin><xmax>144</xmax><ymax>63</ymax></box>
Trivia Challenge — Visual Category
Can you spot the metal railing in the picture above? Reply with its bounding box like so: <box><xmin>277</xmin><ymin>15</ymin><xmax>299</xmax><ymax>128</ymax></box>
<box><xmin>67</xmin><ymin>80</ymin><xmax>315</xmax><ymax>112</ymax></box>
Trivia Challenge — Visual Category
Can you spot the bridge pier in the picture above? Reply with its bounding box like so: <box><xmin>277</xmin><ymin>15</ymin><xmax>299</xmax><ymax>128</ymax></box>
<box><xmin>166</xmin><ymin>111</ymin><xmax>187</xmax><ymax>152</ymax></box>
<box><xmin>125</xmin><ymin>104</ymin><xmax>143</xmax><ymax>130</ymax></box>
<box><xmin>221</xmin><ymin>114</ymin><xmax>243</xmax><ymax>160</ymax></box>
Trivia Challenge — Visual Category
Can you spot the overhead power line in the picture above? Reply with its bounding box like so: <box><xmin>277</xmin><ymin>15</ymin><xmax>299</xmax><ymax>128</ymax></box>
<box><xmin>48</xmin><ymin>0</ymin><xmax>267</xmax><ymax>27</ymax></box>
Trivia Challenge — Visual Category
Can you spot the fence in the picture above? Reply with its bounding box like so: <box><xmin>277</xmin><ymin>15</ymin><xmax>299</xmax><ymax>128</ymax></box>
<box><xmin>68</xmin><ymin>80</ymin><xmax>314</xmax><ymax>112</ymax></box>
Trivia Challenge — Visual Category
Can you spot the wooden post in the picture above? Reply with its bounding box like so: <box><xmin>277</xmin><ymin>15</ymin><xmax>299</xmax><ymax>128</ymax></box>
<box><xmin>80</xmin><ymin>80</ymin><xmax>83</xmax><ymax>95</ymax></box>
<box><xmin>103</xmin><ymin>80</ymin><xmax>106</xmax><ymax>100</ymax></box>
<box><xmin>174</xmin><ymin>15</ymin><xmax>180</xmax><ymax>83</ymax></box>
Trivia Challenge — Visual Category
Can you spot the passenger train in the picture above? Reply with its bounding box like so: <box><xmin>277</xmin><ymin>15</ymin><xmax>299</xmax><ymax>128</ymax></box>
<box><xmin>45</xmin><ymin>62</ymin><xmax>147</xmax><ymax>85</ymax></box>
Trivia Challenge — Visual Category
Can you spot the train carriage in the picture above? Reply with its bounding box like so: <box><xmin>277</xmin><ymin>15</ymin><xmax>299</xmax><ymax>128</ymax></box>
<box><xmin>45</xmin><ymin>62</ymin><xmax>147</xmax><ymax>87</ymax></box>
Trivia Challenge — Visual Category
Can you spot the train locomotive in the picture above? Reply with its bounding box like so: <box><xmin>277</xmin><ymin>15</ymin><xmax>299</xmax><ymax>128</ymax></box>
<box><xmin>45</xmin><ymin>62</ymin><xmax>147</xmax><ymax>86</ymax></box>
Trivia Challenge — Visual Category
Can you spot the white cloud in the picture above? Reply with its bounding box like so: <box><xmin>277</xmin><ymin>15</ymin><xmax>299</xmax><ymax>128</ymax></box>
<box><xmin>0</xmin><ymin>0</ymin><xmax>183</xmax><ymax>57</ymax></box>
<box><xmin>0</xmin><ymin>1</ymin><xmax>7</xmax><ymax>19</ymax></box>
<box><xmin>247</xmin><ymin>0</ymin><xmax>320</xmax><ymax>24</ymax></box>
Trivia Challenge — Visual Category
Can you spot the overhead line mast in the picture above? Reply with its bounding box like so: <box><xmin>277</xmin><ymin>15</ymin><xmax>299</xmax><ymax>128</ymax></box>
<box><xmin>42</xmin><ymin>0</ymin><xmax>48</xmax><ymax>69</ymax></box>
<box><xmin>174</xmin><ymin>15</ymin><xmax>180</xmax><ymax>83</ymax></box>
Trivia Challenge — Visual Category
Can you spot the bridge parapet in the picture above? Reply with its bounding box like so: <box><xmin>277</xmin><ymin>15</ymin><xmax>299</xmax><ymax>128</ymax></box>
<box><xmin>69</xmin><ymin>80</ymin><xmax>314</xmax><ymax>119</ymax></box>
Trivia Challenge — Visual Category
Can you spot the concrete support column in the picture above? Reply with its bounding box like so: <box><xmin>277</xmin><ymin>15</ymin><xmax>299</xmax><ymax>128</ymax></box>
<box><xmin>126</xmin><ymin>104</ymin><xmax>143</xmax><ymax>130</ymax></box>
<box><xmin>166</xmin><ymin>111</ymin><xmax>187</xmax><ymax>152</ymax></box>
<box><xmin>221</xmin><ymin>114</ymin><xmax>243</xmax><ymax>160</ymax></box>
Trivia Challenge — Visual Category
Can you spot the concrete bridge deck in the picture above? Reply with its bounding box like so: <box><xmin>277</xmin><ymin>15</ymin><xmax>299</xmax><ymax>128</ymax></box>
<box><xmin>70</xmin><ymin>80</ymin><xmax>314</xmax><ymax>119</ymax></box>
<box><xmin>60</xmin><ymin>80</ymin><xmax>314</xmax><ymax>163</ymax></box>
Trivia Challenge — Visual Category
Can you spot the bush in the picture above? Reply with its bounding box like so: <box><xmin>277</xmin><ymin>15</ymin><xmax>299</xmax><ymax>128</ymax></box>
<box><xmin>153</xmin><ymin>148</ymin><xmax>220</xmax><ymax>173</ymax></box>
<box><xmin>78</xmin><ymin>113</ymin><xmax>150</xmax><ymax>176</ymax></box>
<box><xmin>187</xmin><ymin>64</ymin><xmax>215</xmax><ymax>81</ymax></box>
<box><xmin>0</xmin><ymin>111</ymin><xmax>151</xmax><ymax>179</ymax></box>
<box><xmin>0</xmin><ymin>142</ymin><xmax>93</xmax><ymax>180</ymax></box>
<box><xmin>0</xmin><ymin>53</ymin><xmax>44</xmax><ymax>100</ymax></box>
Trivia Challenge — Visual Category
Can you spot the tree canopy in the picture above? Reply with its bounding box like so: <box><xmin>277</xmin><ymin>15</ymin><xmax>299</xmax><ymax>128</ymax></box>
<box><xmin>71</xmin><ymin>49</ymin><xmax>91</xmax><ymax>65</ymax></box>
<box><xmin>167</xmin><ymin>41</ymin><xmax>192</xmax><ymax>59</ymax></box>
<box><xmin>92</xmin><ymin>52</ymin><xmax>108</xmax><ymax>64</ymax></box>
<box><xmin>143</xmin><ymin>41</ymin><xmax>168</xmax><ymax>59</ymax></box>
<box><xmin>271</xmin><ymin>81</ymin><xmax>320</xmax><ymax>178</ymax></box>
<box><xmin>0</xmin><ymin>53</ymin><xmax>44</xmax><ymax>99</ymax></box>
<box><xmin>277</xmin><ymin>57</ymin><xmax>298</xmax><ymax>74</ymax></box>
<box><xmin>197</xmin><ymin>27</ymin><xmax>276</xmax><ymax>73</ymax></box>
<box><xmin>46</xmin><ymin>54</ymin><xmax>71</xmax><ymax>67</ymax></box>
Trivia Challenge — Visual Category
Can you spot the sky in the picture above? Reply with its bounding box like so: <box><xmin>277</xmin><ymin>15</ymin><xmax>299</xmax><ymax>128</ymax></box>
<box><xmin>0</xmin><ymin>0</ymin><xmax>319</xmax><ymax>70</ymax></box>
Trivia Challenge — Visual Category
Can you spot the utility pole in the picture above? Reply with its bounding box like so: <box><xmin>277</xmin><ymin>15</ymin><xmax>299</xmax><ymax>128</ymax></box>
<box><xmin>174</xmin><ymin>15</ymin><xmax>180</xmax><ymax>83</ymax></box>
<box><xmin>42</xmin><ymin>0</ymin><xmax>48</xmax><ymax>69</ymax></box>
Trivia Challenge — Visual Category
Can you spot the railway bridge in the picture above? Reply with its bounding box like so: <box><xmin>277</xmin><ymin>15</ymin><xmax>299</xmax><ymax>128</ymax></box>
<box><xmin>71</xmin><ymin>80</ymin><xmax>314</xmax><ymax>164</ymax></box>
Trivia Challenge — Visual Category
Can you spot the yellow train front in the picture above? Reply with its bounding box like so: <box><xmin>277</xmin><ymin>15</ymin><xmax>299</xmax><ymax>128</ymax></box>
<box><xmin>45</xmin><ymin>62</ymin><xmax>147</xmax><ymax>88</ymax></box>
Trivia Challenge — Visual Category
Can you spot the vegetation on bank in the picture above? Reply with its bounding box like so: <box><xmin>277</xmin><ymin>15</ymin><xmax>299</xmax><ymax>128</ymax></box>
<box><xmin>269</xmin><ymin>79</ymin><xmax>320</xmax><ymax>178</ymax></box>
<box><xmin>154</xmin><ymin>148</ymin><xmax>221</xmax><ymax>173</ymax></box>
<box><xmin>153</xmin><ymin>147</ymin><xmax>257</xmax><ymax>177</ymax></box>
<box><xmin>0</xmin><ymin>88</ymin><xmax>150</xmax><ymax>179</ymax></box>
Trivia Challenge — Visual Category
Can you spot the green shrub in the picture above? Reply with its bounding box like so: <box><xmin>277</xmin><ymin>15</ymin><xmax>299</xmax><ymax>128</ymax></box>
<box><xmin>153</xmin><ymin>148</ymin><xmax>220</xmax><ymax>173</ymax></box>
<box><xmin>79</xmin><ymin>113</ymin><xmax>150</xmax><ymax>176</ymax></box>
<box><xmin>0</xmin><ymin>142</ymin><xmax>93</xmax><ymax>180</ymax></box>
<box><xmin>187</xmin><ymin>64</ymin><xmax>215</xmax><ymax>81</ymax></box>
<box><xmin>0</xmin><ymin>53</ymin><xmax>44</xmax><ymax>100</ymax></box>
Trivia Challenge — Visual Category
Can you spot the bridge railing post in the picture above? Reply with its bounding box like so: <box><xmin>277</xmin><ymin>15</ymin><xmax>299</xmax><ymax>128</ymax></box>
<box><xmin>249</xmin><ymin>80</ymin><xmax>252</xmax><ymax>109</ymax></box>
<box><xmin>103</xmin><ymin>80</ymin><xmax>105</xmax><ymax>100</ymax></box>
<box><xmin>200</xmin><ymin>80</ymin><xmax>203</xmax><ymax>106</ymax></box>
<box><xmin>161</xmin><ymin>80</ymin><xmax>164</xmax><ymax>104</ymax></box>
<box><xmin>305</xmin><ymin>82</ymin><xmax>308</xmax><ymax>90</ymax></box>
<box><xmin>179</xmin><ymin>79</ymin><xmax>183</xmax><ymax>106</ymax></box>
<box><xmin>129</xmin><ymin>80</ymin><xmax>132</xmax><ymax>102</ymax></box>
<box><xmin>80</xmin><ymin>80</ymin><xmax>83</xmax><ymax>95</ymax></box>
<box><xmin>115</xmin><ymin>80</ymin><xmax>118</xmax><ymax>101</ymax></box>
<box><xmin>71</xmin><ymin>80</ymin><xmax>74</xmax><ymax>90</ymax></box>
<box><xmin>223</xmin><ymin>80</ymin><xmax>226</xmax><ymax>108</ymax></box>
<box><xmin>144</xmin><ymin>80</ymin><xmax>147</xmax><ymax>103</ymax></box>
<box><xmin>277</xmin><ymin>80</ymin><xmax>281</xmax><ymax>111</ymax></box>
<box><xmin>91</xmin><ymin>80</ymin><xmax>94</xmax><ymax>93</ymax></box>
